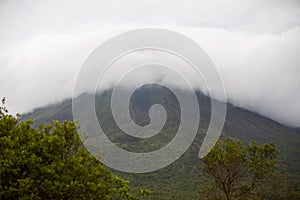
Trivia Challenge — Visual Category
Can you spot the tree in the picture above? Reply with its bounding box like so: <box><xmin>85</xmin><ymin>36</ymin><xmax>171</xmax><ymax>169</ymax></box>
<box><xmin>0</xmin><ymin>98</ymin><xmax>148</xmax><ymax>199</ymax></box>
<box><xmin>200</xmin><ymin>138</ymin><xmax>279</xmax><ymax>200</ymax></box>
<box><xmin>254</xmin><ymin>171</ymin><xmax>300</xmax><ymax>200</ymax></box>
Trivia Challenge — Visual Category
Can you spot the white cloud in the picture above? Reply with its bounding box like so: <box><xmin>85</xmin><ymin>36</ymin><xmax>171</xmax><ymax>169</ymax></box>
<box><xmin>0</xmin><ymin>0</ymin><xmax>299</xmax><ymax>127</ymax></box>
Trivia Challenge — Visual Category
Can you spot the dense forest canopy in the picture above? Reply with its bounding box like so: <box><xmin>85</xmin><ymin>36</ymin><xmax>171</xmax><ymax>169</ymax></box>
<box><xmin>1</xmin><ymin>98</ymin><xmax>299</xmax><ymax>199</ymax></box>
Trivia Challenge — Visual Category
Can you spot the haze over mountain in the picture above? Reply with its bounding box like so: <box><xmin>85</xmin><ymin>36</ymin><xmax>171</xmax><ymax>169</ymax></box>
<box><xmin>1</xmin><ymin>1</ymin><xmax>299</xmax><ymax>199</ymax></box>
<box><xmin>21</xmin><ymin>84</ymin><xmax>300</xmax><ymax>199</ymax></box>
<box><xmin>1</xmin><ymin>0</ymin><xmax>300</xmax><ymax>128</ymax></box>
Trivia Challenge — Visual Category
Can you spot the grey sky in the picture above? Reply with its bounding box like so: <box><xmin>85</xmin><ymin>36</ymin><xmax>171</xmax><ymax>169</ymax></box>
<box><xmin>0</xmin><ymin>0</ymin><xmax>300</xmax><ymax>127</ymax></box>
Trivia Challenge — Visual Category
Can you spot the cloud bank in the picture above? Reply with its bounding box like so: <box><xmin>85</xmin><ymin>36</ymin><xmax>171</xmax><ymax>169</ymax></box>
<box><xmin>0</xmin><ymin>0</ymin><xmax>299</xmax><ymax>127</ymax></box>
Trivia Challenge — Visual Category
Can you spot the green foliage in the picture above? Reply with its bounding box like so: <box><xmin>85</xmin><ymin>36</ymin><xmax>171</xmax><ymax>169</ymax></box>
<box><xmin>18</xmin><ymin>87</ymin><xmax>300</xmax><ymax>199</ymax></box>
<box><xmin>200</xmin><ymin>138</ymin><xmax>299</xmax><ymax>200</ymax></box>
<box><xmin>0</xmin><ymin>98</ymin><xmax>144</xmax><ymax>199</ymax></box>
<box><xmin>254</xmin><ymin>172</ymin><xmax>300</xmax><ymax>199</ymax></box>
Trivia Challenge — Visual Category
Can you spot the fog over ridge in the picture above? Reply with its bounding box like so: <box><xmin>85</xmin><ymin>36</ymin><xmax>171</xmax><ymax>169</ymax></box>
<box><xmin>0</xmin><ymin>0</ymin><xmax>299</xmax><ymax>127</ymax></box>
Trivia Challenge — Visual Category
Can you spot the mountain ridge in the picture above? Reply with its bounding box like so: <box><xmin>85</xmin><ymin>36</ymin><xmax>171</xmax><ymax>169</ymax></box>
<box><xmin>21</xmin><ymin>85</ymin><xmax>300</xmax><ymax>199</ymax></box>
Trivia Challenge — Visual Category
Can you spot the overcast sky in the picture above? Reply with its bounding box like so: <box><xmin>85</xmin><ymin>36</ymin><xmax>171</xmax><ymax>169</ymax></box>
<box><xmin>0</xmin><ymin>0</ymin><xmax>300</xmax><ymax>127</ymax></box>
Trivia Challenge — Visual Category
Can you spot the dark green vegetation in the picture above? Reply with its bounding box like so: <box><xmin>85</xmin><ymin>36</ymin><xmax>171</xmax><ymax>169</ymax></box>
<box><xmin>21</xmin><ymin>85</ymin><xmax>300</xmax><ymax>199</ymax></box>
<box><xmin>201</xmin><ymin>139</ymin><xmax>299</xmax><ymax>199</ymax></box>
<box><xmin>0</xmin><ymin>98</ymin><xmax>149</xmax><ymax>199</ymax></box>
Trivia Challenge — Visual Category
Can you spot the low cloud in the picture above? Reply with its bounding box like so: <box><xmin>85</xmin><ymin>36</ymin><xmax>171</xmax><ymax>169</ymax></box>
<box><xmin>0</xmin><ymin>0</ymin><xmax>299</xmax><ymax>127</ymax></box>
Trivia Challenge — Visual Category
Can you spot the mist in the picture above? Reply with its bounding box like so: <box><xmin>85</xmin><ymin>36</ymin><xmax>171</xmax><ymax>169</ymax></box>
<box><xmin>0</xmin><ymin>0</ymin><xmax>299</xmax><ymax>127</ymax></box>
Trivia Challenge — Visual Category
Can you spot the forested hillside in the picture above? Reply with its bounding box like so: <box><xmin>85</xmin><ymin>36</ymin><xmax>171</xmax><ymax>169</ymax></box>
<box><xmin>21</xmin><ymin>85</ymin><xmax>300</xmax><ymax>199</ymax></box>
